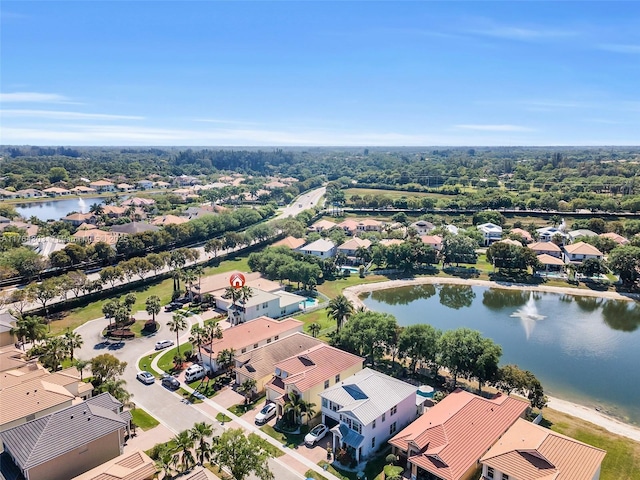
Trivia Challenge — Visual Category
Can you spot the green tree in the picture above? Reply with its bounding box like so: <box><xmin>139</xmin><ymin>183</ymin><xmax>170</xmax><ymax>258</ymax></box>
<box><xmin>438</xmin><ymin>328</ymin><xmax>490</xmax><ymax>388</ymax></box>
<box><xmin>190</xmin><ymin>422</ymin><xmax>213</xmax><ymax>466</ymax></box>
<box><xmin>238</xmin><ymin>378</ymin><xmax>257</xmax><ymax>404</ymax></box>
<box><xmin>27</xmin><ymin>278</ymin><xmax>61</xmax><ymax>320</ymax></box>
<box><xmin>283</xmin><ymin>391</ymin><xmax>304</xmax><ymax>425</ymax></box>
<box><xmin>168</xmin><ymin>313</ymin><xmax>188</xmax><ymax>359</ymax></box>
<box><xmin>173</xmin><ymin>429</ymin><xmax>195</xmax><ymax>472</ymax></box>
<box><xmin>441</xmin><ymin>235</ymin><xmax>478</xmax><ymax>266</ymax></box>
<box><xmin>608</xmin><ymin>246</ymin><xmax>640</xmax><ymax>286</ymax></box>
<box><xmin>10</xmin><ymin>314</ymin><xmax>47</xmax><ymax>348</ymax></box>
<box><xmin>29</xmin><ymin>336</ymin><xmax>67</xmax><ymax>371</ymax></box>
<box><xmin>145</xmin><ymin>295</ymin><xmax>161</xmax><ymax>323</ymax></box>
<box><xmin>332</xmin><ymin>311</ymin><xmax>397</xmax><ymax>367</ymax></box>
<box><xmin>326</xmin><ymin>294</ymin><xmax>354</xmax><ymax>332</ymax></box>
<box><xmin>577</xmin><ymin>258</ymin><xmax>608</xmax><ymax>278</ymax></box>
<box><xmin>493</xmin><ymin>364</ymin><xmax>530</xmax><ymax>396</ymax></box>
<box><xmin>63</xmin><ymin>331</ymin><xmax>83</xmax><ymax>361</ymax></box>
<box><xmin>398</xmin><ymin>324</ymin><xmax>441</xmax><ymax>374</ymax></box>
<box><xmin>214</xmin><ymin>429</ymin><xmax>274</xmax><ymax>480</ymax></box>
<box><xmin>48</xmin><ymin>166</ymin><xmax>69</xmax><ymax>183</ymax></box>
<box><xmin>91</xmin><ymin>353</ymin><xmax>127</xmax><ymax>386</ymax></box>
<box><xmin>308</xmin><ymin>322</ymin><xmax>321</xmax><ymax>338</ymax></box>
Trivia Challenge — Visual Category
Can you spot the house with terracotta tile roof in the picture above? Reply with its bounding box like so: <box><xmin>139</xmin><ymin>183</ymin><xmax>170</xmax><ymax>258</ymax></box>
<box><xmin>69</xmin><ymin>186</ymin><xmax>97</xmax><ymax>194</ymax></box>
<box><xmin>309</xmin><ymin>219</ymin><xmax>337</xmax><ymax>233</ymax></box>
<box><xmin>389</xmin><ymin>389</ymin><xmax>529</xmax><ymax>480</ymax></box>
<box><xmin>197</xmin><ymin>316</ymin><xmax>303</xmax><ymax>373</ymax></box>
<box><xmin>73</xmin><ymin>229</ymin><xmax>122</xmax><ymax>245</ymax></box>
<box><xmin>421</xmin><ymin>235</ymin><xmax>443</xmax><ymax>251</ymax></box>
<box><xmin>0</xmin><ymin>363</ymin><xmax>93</xmax><ymax>430</ymax></box>
<box><xmin>509</xmin><ymin>228</ymin><xmax>533</xmax><ymax>244</ymax></box>
<box><xmin>337</xmin><ymin>219</ymin><xmax>359</xmax><ymax>235</ymax></box>
<box><xmin>0</xmin><ymin>312</ymin><xmax>17</xmax><ymax>347</ymax></box>
<box><xmin>235</xmin><ymin>332</ymin><xmax>323</xmax><ymax>393</ymax></box>
<box><xmin>273</xmin><ymin>235</ymin><xmax>307</xmax><ymax>250</ymax></box>
<box><xmin>70</xmin><ymin>449</ymin><xmax>156</xmax><ymax>480</ymax></box>
<box><xmin>89</xmin><ymin>180</ymin><xmax>115</xmax><ymax>192</ymax></box>
<box><xmin>122</xmin><ymin>197</ymin><xmax>156</xmax><ymax>207</ymax></box>
<box><xmin>63</xmin><ymin>212</ymin><xmax>97</xmax><ymax>227</ymax></box>
<box><xmin>0</xmin><ymin>393</ymin><xmax>131</xmax><ymax>480</ymax></box>
<box><xmin>480</xmin><ymin>418</ymin><xmax>606</xmax><ymax>480</ymax></box>
<box><xmin>563</xmin><ymin>242</ymin><xmax>603</xmax><ymax>264</ymax></box>
<box><xmin>529</xmin><ymin>241</ymin><xmax>563</xmax><ymax>259</ymax></box>
<box><xmin>265</xmin><ymin>343</ymin><xmax>363</xmax><ymax>419</ymax></box>
<box><xmin>43</xmin><ymin>186</ymin><xmax>71</xmax><ymax>197</ymax></box>
<box><xmin>380</xmin><ymin>238</ymin><xmax>404</xmax><ymax>247</ymax></box>
<box><xmin>151</xmin><ymin>214</ymin><xmax>189</xmax><ymax>226</ymax></box>
<box><xmin>337</xmin><ymin>237</ymin><xmax>372</xmax><ymax>260</ymax></box>
<box><xmin>357</xmin><ymin>219</ymin><xmax>383</xmax><ymax>233</ymax></box>
<box><xmin>411</xmin><ymin>220</ymin><xmax>436</xmax><ymax>235</ymax></box>
<box><xmin>536</xmin><ymin>253</ymin><xmax>566</xmax><ymax>272</ymax></box>
<box><xmin>600</xmin><ymin>231</ymin><xmax>629</xmax><ymax>245</ymax></box>
<box><xmin>0</xmin><ymin>347</ymin><xmax>27</xmax><ymax>372</ymax></box>
<box><xmin>321</xmin><ymin>368</ymin><xmax>420</xmax><ymax>464</ymax></box>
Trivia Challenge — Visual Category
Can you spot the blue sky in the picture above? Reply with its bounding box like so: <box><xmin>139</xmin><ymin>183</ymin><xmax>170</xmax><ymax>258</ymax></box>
<box><xmin>1</xmin><ymin>1</ymin><xmax>639</xmax><ymax>146</ymax></box>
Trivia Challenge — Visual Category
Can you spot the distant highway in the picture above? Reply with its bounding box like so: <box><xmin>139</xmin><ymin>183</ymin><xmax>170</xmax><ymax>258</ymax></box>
<box><xmin>279</xmin><ymin>186</ymin><xmax>325</xmax><ymax>218</ymax></box>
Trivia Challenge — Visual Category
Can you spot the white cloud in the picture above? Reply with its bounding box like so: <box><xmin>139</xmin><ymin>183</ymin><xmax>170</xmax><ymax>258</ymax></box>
<box><xmin>0</xmin><ymin>109</ymin><xmax>144</xmax><ymax>120</ymax></box>
<box><xmin>598</xmin><ymin>44</ymin><xmax>640</xmax><ymax>54</ymax></box>
<box><xmin>464</xmin><ymin>23</ymin><xmax>578</xmax><ymax>41</ymax></box>
<box><xmin>192</xmin><ymin>118</ymin><xmax>261</xmax><ymax>126</ymax></box>
<box><xmin>455</xmin><ymin>124</ymin><xmax>534</xmax><ymax>132</ymax></box>
<box><xmin>0</xmin><ymin>92</ymin><xmax>78</xmax><ymax>104</ymax></box>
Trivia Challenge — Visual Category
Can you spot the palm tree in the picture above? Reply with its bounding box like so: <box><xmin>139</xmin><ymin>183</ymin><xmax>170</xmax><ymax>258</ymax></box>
<box><xmin>326</xmin><ymin>294</ymin><xmax>354</xmax><ymax>332</ymax></box>
<box><xmin>237</xmin><ymin>378</ymin><xmax>257</xmax><ymax>405</ymax></box>
<box><xmin>223</xmin><ymin>286</ymin><xmax>242</xmax><ymax>325</ymax></box>
<box><xmin>308</xmin><ymin>322</ymin><xmax>321</xmax><ymax>338</ymax></box>
<box><xmin>145</xmin><ymin>295</ymin><xmax>161</xmax><ymax>323</ymax></box>
<box><xmin>302</xmin><ymin>400</ymin><xmax>317</xmax><ymax>425</ymax></box>
<box><xmin>32</xmin><ymin>337</ymin><xmax>67</xmax><ymax>371</ymax></box>
<box><xmin>173</xmin><ymin>430</ymin><xmax>195</xmax><ymax>472</ymax></box>
<box><xmin>89</xmin><ymin>203</ymin><xmax>104</xmax><ymax>215</ymax></box>
<box><xmin>182</xmin><ymin>269</ymin><xmax>198</xmax><ymax>302</ymax></box>
<box><xmin>63</xmin><ymin>331</ymin><xmax>83</xmax><ymax>361</ymax></box>
<box><xmin>73</xmin><ymin>358</ymin><xmax>90</xmax><ymax>380</ymax></box>
<box><xmin>168</xmin><ymin>313</ymin><xmax>188</xmax><ymax>359</ymax></box>
<box><xmin>283</xmin><ymin>391</ymin><xmax>304</xmax><ymax>426</ymax></box>
<box><xmin>355</xmin><ymin>246</ymin><xmax>372</xmax><ymax>266</ymax></box>
<box><xmin>100</xmin><ymin>378</ymin><xmax>132</xmax><ymax>405</ymax></box>
<box><xmin>203</xmin><ymin>323</ymin><xmax>222</xmax><ymax>379</ymax></box>
<box><xmin>157</xmin><ymin>445</ymin><xmax>175</xmax><ymax>480</ymax></box>
<box><xmin>216</xmin><ymin>348</ymin><xmax>234</xmax><ymax>374</ymax></box>
<box><xmin>190</xmin><ymin>422</ymin><xmax>213</xmax><ymax>465</ymax></box>
<box><xmin>237</xmin><ymin>285</ymin><xmax>254</xmax><ymax>324</ymax></box>
<box><xmin>193</xmin><ymin>265</ymin><xmax>205</xmax><ymax>299</ymax></box>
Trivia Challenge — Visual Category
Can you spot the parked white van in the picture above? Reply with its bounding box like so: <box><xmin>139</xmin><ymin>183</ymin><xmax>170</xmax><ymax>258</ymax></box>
<box><xmin>184</xmin><ymin>364</ymin><xmax>207</xmax><ymax>382</ymax></box>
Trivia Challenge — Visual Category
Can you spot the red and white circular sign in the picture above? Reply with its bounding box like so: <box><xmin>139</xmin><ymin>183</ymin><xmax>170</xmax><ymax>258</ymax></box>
<box><xmin>229</xmin><ymin>273</ymin><xmax>246</xmax><ymax>289</ymax></box>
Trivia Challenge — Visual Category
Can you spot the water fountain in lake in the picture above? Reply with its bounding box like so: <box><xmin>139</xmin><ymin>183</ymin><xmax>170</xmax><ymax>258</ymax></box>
<box><xmin>77</xmin><ymin>196</ymin><xmax>87</xmax><ymax>213</ymax></box>
<box><xmin>510</xmin><ymin>293</ymin><xmax>546</xmax><ymax>339</ymax></box>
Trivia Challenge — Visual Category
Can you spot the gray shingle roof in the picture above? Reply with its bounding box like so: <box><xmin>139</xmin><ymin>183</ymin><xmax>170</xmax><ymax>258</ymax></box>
<box><xmin>320</xmin><ymin>368</ymin><xmax>418</xmax><ymax>426</ymax></box>
<box><xmin>0</xmin><ymin>393</ymin><xmax>129</xmax><ymax>471</ymax></box>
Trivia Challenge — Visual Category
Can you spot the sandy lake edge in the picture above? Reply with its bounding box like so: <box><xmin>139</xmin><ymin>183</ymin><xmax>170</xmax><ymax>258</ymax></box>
<box><xmin>343</xmin><ymin>276</ymin><xmax>640</xmax><ymax>443</ymax></box>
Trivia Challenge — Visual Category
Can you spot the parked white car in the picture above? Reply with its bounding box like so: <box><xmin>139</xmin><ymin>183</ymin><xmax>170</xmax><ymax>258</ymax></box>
<box><xmin>136</xmin><ymin>371</ymin><xmax>155</xmax><ymax>385</ymax></box>
<box><xmin>304</xmin><ymin>424</ymin><xmax>328</xmax><ymax>445</ymax></box>
<box><xmin>255</xmin><ymin>403</ymin><xmax>277</xmax><ymax>424</ymax></box>
<box><xmin>155</xmin><ymin>339</ymin><xmax>175</xmax><ymax>350</ymax></box>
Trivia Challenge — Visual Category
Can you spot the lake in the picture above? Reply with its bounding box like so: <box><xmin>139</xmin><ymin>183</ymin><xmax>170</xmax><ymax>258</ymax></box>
<box><xmin>15</xmin><ymin>196</ymin><xmax>107</xmax><ymax>221</ymax></box>
<box><xmin>361</xmin><ymin>284</ymin><xmax>640</xmax><ymax>426</ymax></box>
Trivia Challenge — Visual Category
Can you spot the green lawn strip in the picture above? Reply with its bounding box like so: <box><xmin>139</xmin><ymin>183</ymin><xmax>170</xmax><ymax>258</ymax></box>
<box><xmin>216</xmin><ymin>412</ymin><xmax>231</xmax><ymax>423</ymax></box>
<box><xmin>176</xmin><ymin>387</ymin><xmax>203</xmax><ymax>403</ymax></box>
<box><xmin>248</xmin><ymin>432</ymin><xmax>285</xmax><ymax>458</ymax></box>
<box><xmin>317</xmin><ymin>461</ymin><xmax>354</xmax><ymax>480</ymax></box>
<box><xmin>187</xmin><ymin>379</ymin><xmax>219</xmax><ymax>398</ymax></box>
<box><xmin>130</xmin><ymin>406</ymin><xmax>160</xmax><ymax>431</ymax></box>
<box><xmin>543</xmin><ymin>409</ymin><xmax>640</xmax><ymax>480</ymax></box>
<box><xmin>203</xmin><ymin>255</ymin><xmax>250</xmax><ymax>276</ymax></box>
<box><xmin>316</xmin><ymin>450</ymin><xmax>391</xmax><ymax>480</ymax></box>
<box><xmin>260</xmin><ymin>423</ymin><xmax>309</xmax><ymax>448</ymax></box>
<box><xmin>305</xmin><ymin>470</ymin><xmax>330</xmax><ymax>480</ymax></box>
<box><xmin>156</xmin><ymin>342</ymin><xmax>192</xmax><ymax>373</ymax></box>
<box><xmin>137</xmin><ymin>351</ymin><xmax>162</xmax><ymax>376</ymax></box>
<box><xmin>343</xmin><ymin>187</ymin><xmax>446</xmax><ymax>200</ymax></box>
<box><xmin>316</xmin><ymin>274</ymin><xmax>387</xmax><ymax>299</ymax></box>
<box><xmin>228</xmin><ymin>394</ymin><xmax>266</xmax><ymax>416</ymax></box>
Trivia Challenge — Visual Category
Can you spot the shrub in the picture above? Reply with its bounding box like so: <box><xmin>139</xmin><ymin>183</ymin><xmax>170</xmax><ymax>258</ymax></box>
<box><xmin>143</xmin><ymin>320</ymin><xmax>157</xmax><ymax>332</ymax></box>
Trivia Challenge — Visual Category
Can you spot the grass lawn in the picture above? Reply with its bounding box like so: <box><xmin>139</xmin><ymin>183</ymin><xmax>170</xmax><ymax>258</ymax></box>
<box><xmin>188</xmin><ymin>379</ymin><xmax>219</xmax><ymax>398</ymax></box>
<box><xmin>316</xmin><ymin>449</ymin><xmax>393</xmax><ymax>480</ymax></box>
<box><xmin>216</xmin><ymin>412</ymin><xmax>231</xmax><ymax>423</ymax></box>
<box><xmin>305</xmin><ymin>470</ymin><xmax>330</xmax><ymax>480</ymax></box>
<box><xmin>316</xmin><ymin>274</ymin><xmax>387</xmax><ymax>299</ymax></box>
<box><xmin>542</xmin><ymin>408</ymin><xmax>640</xmax><ymax>480</ymax></box>
<box><xmin>156</xmin><ymin>342</ymin><xmax>192</xmax><ymax>373</ymax></box>
<box><xmin>52</xmin><ymin>255</ymin><xmax>250</xmax><ymax>336</ymax></box>
<box><xmin>343</xmin><ymin>188</ymin><xmax>450</xmax><ymax>200</ymax></box>
<box><xmin>130</xmin><ymin>406</ymin><xmax>160</xmax><ymax>431</ymax></box>
<box><xmin>138</xmin><ymin>350</ymin><xmax>162</xmax><ymax>375</ymax></box>
<box><xmin>260</xmin><ymin>423</ymin><xmax>309</xmax><ymax>448</ymax></box>
<box><xmin>295</xmin><ymin>309</ymin><xmax>335</xmax><ymax>340</ymax></box>
<box><xmin>228</xmin><ymin>394</ymin><xmax>266</xmax><ymax>416</ymax></box>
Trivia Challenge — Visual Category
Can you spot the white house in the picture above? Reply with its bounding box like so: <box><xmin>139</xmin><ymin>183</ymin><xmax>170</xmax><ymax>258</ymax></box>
<box><xmin>136</xmin><ymin>180</ymin><xmax>154</xmax><ymax>190</ymax></box>
<box><xmin>320</xmin><ymin>368</ymin><xmax>420</xmax><ymax>464</ymax></box>
<box><xmin>217</xmin><ymin>288</ymin><xmax>305</xmax><ymax>325</ymax></box>
<box><xmin>563</xmin><ymin>242</ymin><xmax>604</xmax><ymax>264</ymax></box>
<box><xmin>299</xmin><ymin>239</ymin><xmax>336</xmax><ymax>258</ymax></box>
<box><xmin>537</xmin><ymin>226</ymin><xmax>568</xmax><ymax>243</ymax></box>
<box><xmin>411</xmin><ymin>220</ymin><xmax>435</xmax><ymax>235</ymax></box>
<box><xmin>477</xmin><ymin>222</ymin><xmax>503</xmax><ymax>246</ymax></box>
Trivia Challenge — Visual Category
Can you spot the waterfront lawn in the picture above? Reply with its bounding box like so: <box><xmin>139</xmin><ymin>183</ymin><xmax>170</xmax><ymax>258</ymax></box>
<box><xmin>130</xmin><ymin>407</ymin><xmax>160</xmax><ymax>431</ymax></box>
<box><xmin>542</xmin><ymin>408</ymin><xmax>640</xmax><ymax>480</ymax></box>
<box><xmin>316</xmin><ymin>273</ymin><xmax>386</xmax><ymax>299</ymax></box>
<box><xmin>295</xmin><ymin>310</ymin><xmax>335</xmax><ymax>340</ymax></box>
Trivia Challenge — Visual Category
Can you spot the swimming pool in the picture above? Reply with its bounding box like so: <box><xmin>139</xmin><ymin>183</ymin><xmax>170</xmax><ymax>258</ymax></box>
<box><xmin>300</xmin><ymin>297</ymin><xmax>318</xmax><ymax>308</ymax></box>
<box><xmin>340</xmin><ymin>266</ymin><xmax>360</xmax><ymax>274</ymax></box>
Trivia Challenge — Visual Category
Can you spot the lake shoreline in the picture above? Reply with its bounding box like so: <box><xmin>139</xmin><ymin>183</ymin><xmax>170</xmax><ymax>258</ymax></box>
<box><xmin>343</xmin><ymin>276</ymin><xmax>640</xmax><ymax>443</ymax></box>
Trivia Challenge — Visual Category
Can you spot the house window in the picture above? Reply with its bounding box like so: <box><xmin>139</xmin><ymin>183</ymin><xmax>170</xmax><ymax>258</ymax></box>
<box><xmin>26</xmin><ymin>414</ymin><xmax>35</xmax><ymax>422</ymax></box>
<box><xmin>390</xmin><ymin>405</ymin><xmax>397</xmax><ymax>416</ymax></box>
<box><xmin>241</xmin><ymin>348</ymin><xmax>246</xmax><ymax>354</ymax></box>
<box><xmin>274</xmin><ymin>335</ymin><xmax>279</xmax><ymax>340</ymax></box>
<box><xmin>502</xmin><ymin>475</ymin><xmax>509</xmax><ymax>480</ymax></box>
<box><xmin>371</xmin><ymin>437</ymin><xmax>376</xmax><ymax>448</ymax></box>
<box><xmin>382</xmin><ymin>413</ymin><xmax>386</xmax><ymax>422</ymax></box>
<box><xmin>267</xmin><ymin>338</ymin><xmax>271</xmax><ymax>343</ymax></box>
<box><xmin>335</xmin><ymin>374</ymin><xmax>340</xmax><ymax>383</ymax></box>
<box><xmin>372</xmin><ymin>419</ymin><xmax>376</xmax><ymax>429</ymax></box>
<box><xmin>487</xmin><ymin>467</ymin><xmax>494</xmax><ymax>479</ymax></box>
<box><xmin>389</xmin><ymin>422</ymin><xmax>397</xmax><ymax>435</ymax></box>
<box><xmin>324</xmin><ymin>380</ymin><xmax>330</xmax><ymax>389</ymax></box>
<box><xmin>253</xmin><ymin>343</ymin><xmax>258</xmax><ymax>349</ymax></box>
<box><xmin>322</xmin><ymin>398</ymin><xmax>328</xmax><ymax>408</ymax></box>
<box><xmin>263</xmin><ymin>302</ymin><xmax>269</xmax><ymax>308</ymax></box>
